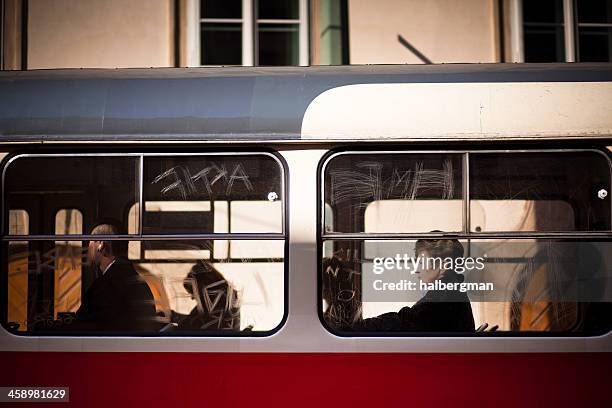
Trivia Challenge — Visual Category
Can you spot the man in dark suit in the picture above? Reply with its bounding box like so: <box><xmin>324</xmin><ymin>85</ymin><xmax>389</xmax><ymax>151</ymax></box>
<box><xmin>73</xmin><ymin>222</ymin><xmax>157</xmax><ymax>332</ymax></box>
<box><xmin>353</xmin><ymin>237</ymin><xmax>475</xmax><ymax>333</ymax></box>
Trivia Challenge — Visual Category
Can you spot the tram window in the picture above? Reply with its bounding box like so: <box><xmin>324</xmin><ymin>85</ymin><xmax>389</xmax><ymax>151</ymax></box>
<box><xmin>470</xmin><ymin>152</ymin><xmax>611</xmax><ymax>232</ymax></box>
<box><xmin>323</xmin><ymin>153</ymin><xmax>463</xmax><ymax>233</ymax></box>
<box><xmin>4</xmin><ymin>156</ymin><xmax>139</xmax><ymax>236</ymax></box>
<box><xmin>320</xmin><ymin>149</ymin><xmax>612</xmax><ymax>336</ymax></box>
<box><xmin>2</xmin><ymin>152</ymin><xmax>287</xmax><ymax>336</ymax></box>
<box><xmin>143</xmin><ymin>155</ymin><xmax>283</xmax><ymax>234</ymax></box>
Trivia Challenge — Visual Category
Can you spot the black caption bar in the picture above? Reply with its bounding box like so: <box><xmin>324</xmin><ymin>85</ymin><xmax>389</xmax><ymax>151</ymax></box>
<box><xmin>0</xmin><ymin>387</ymin><xmax>69</xmax><ymax>403</ymax></box>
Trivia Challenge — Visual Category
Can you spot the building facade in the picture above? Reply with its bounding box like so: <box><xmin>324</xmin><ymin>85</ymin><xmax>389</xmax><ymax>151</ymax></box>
<box><xmin>1</xmin><ymin>0</ymin><xmax>611</xmax><ymax>70</ymax></box>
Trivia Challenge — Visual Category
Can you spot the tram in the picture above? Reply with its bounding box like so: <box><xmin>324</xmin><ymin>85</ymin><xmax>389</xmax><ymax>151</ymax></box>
<box><xmin>1</xmin><ymin>63</ymin><xmax>611</xmax><ymax>406</ymax></box>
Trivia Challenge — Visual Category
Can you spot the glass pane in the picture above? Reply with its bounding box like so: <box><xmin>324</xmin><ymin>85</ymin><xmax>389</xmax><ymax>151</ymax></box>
<box><xmin>522</xmin><ymin>0</ymin><xmax>565</xmax><ymax>62</ymax></box>
<box><xmin>522</xmin><ymin>0</ymin><xmax>564</xmax><ymax>24</ymax></box>
<box><xmin>258</xmin><ymin>0</ymin><xmax>299</xmax><ymax>20</ymax></box>
<box><xmin>4</xmin><ymin>156</ymin><xmax>139</xmax><ymax>236</ymax></box>
<box><xmin>201</xmin><ymin>23</ymin><xmax>242</xmax><ymax>65</ymax></box>
<box><xmin>55</xmin><ymin>209</ymin><xmax>82</xmax><ymax>235</ymax></box>
<box><xmin>469</xmin><ymin>152</ymin><xmax>611</xmax><ymax>232</ymax></box>
<box><xmin>54</xmin><ymin>209</ymin><xmax>83</xmax><ymax>320</ymax></box>
<box><xmin>323</xmin><ymin>153</ymin><xmax>464</xmax><ymax>233</ymax></box>
<box><xmin>577</xmin><ymin>0</ymin><xmax>612</xmax><ymax>24</ymax></box>
<box><xmin>3</xmin><ymin>239</ymin><xmax>285</xmax><ymax>334</ymax></box>
<box><xmin>201</xmin><ymin>0</ymin><xmax>242</xmax><ymax>19</ymax></box>
<box><xmin>258</xmin><ymin>23</ymin><xmax>299</xmax><ymax>65</ymax></box>
<box><xmin>578</xmin><ymin>27</ymin><xmax>612</xmax><ymax>62</ymax></box>
<box><xmin>9</xmin><ymin>209</ymin><xmax>28</xmax><ymax>235</ymax></box>
<box><xmin>143</xmin><ymin>155</ymin><xmax>283</xmax><ymax>234</ymax></box>
<box><xmin>524</xmin><ymin>26</ymin><xmax>566</xmax><ymax>62</ymax></box>
<box><xmin>322</xmin><ymin>238</ymin><xmax>612</xmax><ymax>335</ymax></box>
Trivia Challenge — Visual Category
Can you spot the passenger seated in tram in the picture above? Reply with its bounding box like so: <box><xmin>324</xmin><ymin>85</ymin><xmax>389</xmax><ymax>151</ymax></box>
<box><xmin>322</xmin><ymin>256</ymin><xmax>362</xmax><ymax>331</ymax></box>
<box><xmin>173</xmin><ymin>261</ymin><xmax>241</xmax><ymax>331</ymax></box>
<box><xmin>353</xmin><ymin>237</ymin><xmax>475</xmax><ymax>332</ymax></box>
<box><xmin>72</xmin><ymin>222</ymin><xmax>158</xmax><ymax>332</ymax></box>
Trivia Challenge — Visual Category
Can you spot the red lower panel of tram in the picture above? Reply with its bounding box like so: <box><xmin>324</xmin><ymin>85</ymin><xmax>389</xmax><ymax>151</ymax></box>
<box><xmin>1</xmin><ymin>352</ymin><xmax>610</xmax><ymax>407</ymax></box>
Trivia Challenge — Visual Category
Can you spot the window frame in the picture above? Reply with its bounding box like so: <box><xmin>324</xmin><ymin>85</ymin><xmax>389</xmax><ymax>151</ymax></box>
<box><xmin>511</xmin><ymin>0</ymin><xmax>612</xmax><ymax>62</ymax></box>
<box><xmin>317</xmin><ymin>147</ymin><xmax>612</xmax><ymax>337</ymax></box>
<box><xmin>186</xmin><ymin>0</ymin><xmax>310</xmax><ymax>66</ymax></box>
<box><xmin>1</xmin><ymin>150</ymin><xmax>289</xmax><ymax>337</ymax></box>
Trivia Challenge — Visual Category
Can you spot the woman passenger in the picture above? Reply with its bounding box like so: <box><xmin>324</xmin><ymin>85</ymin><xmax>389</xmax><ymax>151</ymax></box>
<box><xmin>175</xmin><ymin>261</ymin><xmax>240</xmax><ymax>331</ymax></box>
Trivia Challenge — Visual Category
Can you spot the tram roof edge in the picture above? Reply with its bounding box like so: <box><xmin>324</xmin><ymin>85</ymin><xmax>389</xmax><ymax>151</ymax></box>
<box><xmin>1</xmin><ymin>63</ymin><xmax>611</xmax><ymax>143</ymax></box>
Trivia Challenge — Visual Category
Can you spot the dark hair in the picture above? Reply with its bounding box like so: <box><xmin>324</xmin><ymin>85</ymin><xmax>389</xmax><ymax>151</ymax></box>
<box><xmin>90</xmin><ymin>220</ymin><xmax>128</xmax><ymax>257</ymax></box>
<box><xmin>183</xmin><ymin>261</ymin><xmax>227</xmax><ymax>295</ymax></box>
<box><xmin>414</xmin><ymin>237</ymin><xmax>464</xmax><ymax>260</ymax></box>
<box><xmin>182</xmin><ymin>261</ymin><xmax>240</xmax><ymax>330</ymax></box>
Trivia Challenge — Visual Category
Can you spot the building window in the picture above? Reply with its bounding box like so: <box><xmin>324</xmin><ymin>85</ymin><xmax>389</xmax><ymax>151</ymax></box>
<box><xmin>200</xmin><ymin>0</ymin><xmax>243</xmax><ymax>65</ymax></box>
<box><xmin>188</xmin><ymin>0</ymin><xmax>309</xmax><ymax>66</ymax></box>
<box><xmin>522</xmin><ymin>0</ymin><xmax>566</xmax><ymax>62</ymax></box>
<box><xmin>518</xmin><ymin>0</ymin><xmax>612</xmax><ymax>62</ymax></box>
<box><xmin>576</xmin><ymin>0</ymin><xmax>612</xmax><ymax>61</ymax></box>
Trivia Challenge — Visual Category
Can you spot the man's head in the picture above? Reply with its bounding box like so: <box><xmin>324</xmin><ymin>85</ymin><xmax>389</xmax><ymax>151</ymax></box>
<box><xmin>414</xmin><ymin>237</ymin><xmax>464</xmax><ymax>283</ymax></box>
<box><xmin>86</xmin><ymin>222</ymin><xmax>128</xmax><ymax>269</ymax></box>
